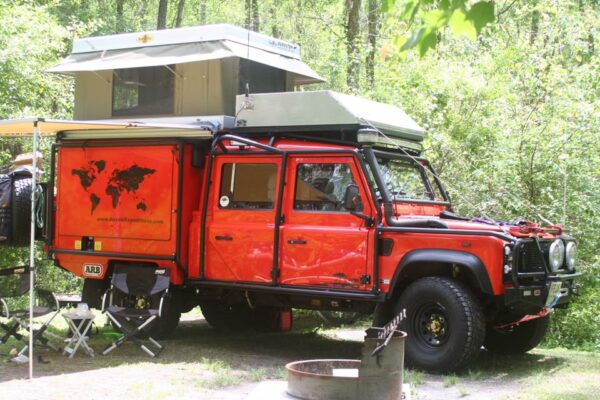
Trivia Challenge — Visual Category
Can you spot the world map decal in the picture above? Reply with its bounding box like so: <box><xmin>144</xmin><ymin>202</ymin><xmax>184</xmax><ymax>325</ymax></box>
<box><xmin>71</xmin><ymin>161</ymin><xmax>156</xmax><ymax>214</ymax></box>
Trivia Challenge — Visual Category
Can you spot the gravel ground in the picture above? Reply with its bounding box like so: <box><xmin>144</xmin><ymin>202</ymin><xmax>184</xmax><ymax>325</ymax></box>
<box><xmin>1</xmin><ymin>313</ymin><xmax>598</xmax><ymax>400</ymax></box>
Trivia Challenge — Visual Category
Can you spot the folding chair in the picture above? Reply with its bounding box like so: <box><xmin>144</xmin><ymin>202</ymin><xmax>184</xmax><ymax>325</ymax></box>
<box><xmin>101</xmin><ymin>265</ymin><xmax>170</xmax><ymax>357</ymax></box>
<box><xmin>0</xmin><ymin>266</ymin><xmax>61</xmax><ymax>356</ymax></box>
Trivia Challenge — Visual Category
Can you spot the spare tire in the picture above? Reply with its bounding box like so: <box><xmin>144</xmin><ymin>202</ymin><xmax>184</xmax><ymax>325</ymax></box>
<box><xmin>10</xmin><ymin>177</ymin><xmax>32</xmax><ymax>246</ymax></box>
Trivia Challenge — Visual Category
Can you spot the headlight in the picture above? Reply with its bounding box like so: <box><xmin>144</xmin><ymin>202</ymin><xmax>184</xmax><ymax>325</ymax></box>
<box><xmin>565</xmin><ymin>242</ymin><xmax>577</xmax><ymax>271</ymax></box>
<box><xmin>548</xmin><ymin>239</ymin><xmax>565</xmax><ymax>272</ymax></box>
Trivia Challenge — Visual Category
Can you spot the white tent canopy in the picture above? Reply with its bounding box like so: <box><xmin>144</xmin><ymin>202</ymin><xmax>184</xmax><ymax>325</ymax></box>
<box><xmin>47</xmin><ymin>24</ymin><xmax>324</xmax><ymax>85</ymax></box>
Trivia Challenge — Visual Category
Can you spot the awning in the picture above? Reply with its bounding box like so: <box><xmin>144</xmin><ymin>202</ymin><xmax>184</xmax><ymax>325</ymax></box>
<box><xmin>0</xmin><ymin>117</ymin><xmax>216</xmax><ymax>138</ymax></box>
<box><xmin>48</xmin><ymin>40</ymin><xmax>324</xmax><ymax>85</ymax></box>
<box><xmin>0</xmin><ymin>118</ymin><xmax>145</xmax><ymax>136</ymax></box>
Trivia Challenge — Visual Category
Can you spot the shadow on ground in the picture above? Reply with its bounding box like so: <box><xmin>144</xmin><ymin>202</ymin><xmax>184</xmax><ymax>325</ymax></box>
<box><xmin>0</xmin><ymin>313</ymin><xmax>570</xmax><ymax>384</ymax></box>
<box><xmin>0</xmin><ymin>314</ymin><xmax>363</xmax><ymax>382</ymax></box>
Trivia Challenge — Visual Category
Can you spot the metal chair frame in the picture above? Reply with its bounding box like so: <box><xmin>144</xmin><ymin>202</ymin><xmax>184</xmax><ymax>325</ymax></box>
<box><xmin>0</xmin><ymin>267</ymin><xmax>61</xmax><ymax>355</ymax></box>
<box><xmin>101</xmin><ymin>265</ymin><xmax>170</xmax><ymax>357</ymax></box>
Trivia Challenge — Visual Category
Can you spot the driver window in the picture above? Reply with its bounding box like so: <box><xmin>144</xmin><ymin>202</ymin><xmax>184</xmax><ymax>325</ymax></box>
<box><xmin>294</xmin><ymin>163</ymin><xmax>363</xmax><ymax>212</ymax></box>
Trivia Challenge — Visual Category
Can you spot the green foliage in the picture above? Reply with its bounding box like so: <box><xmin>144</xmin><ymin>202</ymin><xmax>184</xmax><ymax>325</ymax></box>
<box><xmin>544</xmin><ymin>258</ymin><xmax>600</xmax><ymax>351</ymax></box>
<box><xmin>0</xmin><ymin>1</ymin><xmax>72</xmax><ymax>119</ymax></box>
<box><xmin>385</xmin><ymin>0</ymin><xmax>496</xmax><ymax>55</ymax></box>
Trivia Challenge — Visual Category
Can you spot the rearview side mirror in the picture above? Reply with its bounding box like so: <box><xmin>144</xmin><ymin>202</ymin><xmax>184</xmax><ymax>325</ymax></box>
<box><xmin>343</xmin><ymin>184</ymin><xmax>361</xmax><ymax>211</ymax></box>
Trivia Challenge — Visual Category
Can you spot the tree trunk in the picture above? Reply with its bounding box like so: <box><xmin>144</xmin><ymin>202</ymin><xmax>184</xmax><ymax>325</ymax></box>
<box><xmin>175</xmin><ymin>0</ymin><xmax>186</xmax><ymax>27</ymax></box>
<box><xmin>199</xmin><ymin>0</ymin><xmax>207</xmax><ymax>24</ymax></box>
<box><xmin>366</xmin><ymin>0</ymin><xmax>380</xmax><ymax>91</ymax></box>
<box><xmin>529</xmin><ymin>1</ymin><xmax>540</xmax><ymax>46</ymax></box>
<box><xmin>269</xmin><ymin>7</ymin><xmax>280</xmax><ymax>38</ymax></box>
<box><xmin>252</xmin><ymin>0</ymin><xmax>260</xmax><ymax>31</ymax></box>
<box><xmin>345</xmin><ymin>0</ymin><xmax>362</xmax><ymax>91</ymax></box>
<box><xmin>116</xmin><ymin>0</ymin><xmax>125</xmax><ymax>33</ymax></box>
<box><xmin>245</xmin><ymin>0</ymin><xmax>252</xmax><ymax>29</ymax></box>
<box><xmin>157</xmin><ymin>0</ymin><xmax>168</xmax><ymax>30</ymax></box>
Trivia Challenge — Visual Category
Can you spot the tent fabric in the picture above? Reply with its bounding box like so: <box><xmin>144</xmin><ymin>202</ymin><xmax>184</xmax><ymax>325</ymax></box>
<box><xmin>47</xmin><ymin>40</ymin><xmax>324</xmax><ymax>84</ymax></box>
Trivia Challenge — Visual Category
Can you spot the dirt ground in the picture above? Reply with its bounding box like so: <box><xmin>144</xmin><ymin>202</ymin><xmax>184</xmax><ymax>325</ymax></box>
<box><xmin>1</xmin><ymin>312</ymin><xmax>598</xmax><ymax>400</ymax></box>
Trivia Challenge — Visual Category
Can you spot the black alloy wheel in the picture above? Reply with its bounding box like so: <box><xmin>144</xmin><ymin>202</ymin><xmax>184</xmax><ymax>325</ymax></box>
<box><xmin>414</xmin><ymin>302</ymin><xmax>450</xmax><ymax>348</ymax></box>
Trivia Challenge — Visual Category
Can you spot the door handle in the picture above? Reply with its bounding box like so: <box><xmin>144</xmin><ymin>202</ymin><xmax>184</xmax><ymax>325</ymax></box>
<box><xmin>215</xmin><ymin>235</ymin><xmax>233</xmax><ymax>241</ymax></box>
<box><xmin>288</xmin><ymin>239</ymin><xmax>307</xmax><ymax>245</ymax></box>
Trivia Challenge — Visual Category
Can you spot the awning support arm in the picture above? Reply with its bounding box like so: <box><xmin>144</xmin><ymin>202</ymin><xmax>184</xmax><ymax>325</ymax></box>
<box><xmin>164</xmin><ymin>65</ymin><xmax>184</xmax><ymax>80</ymax></box>
<box><xmin>91</xmin><ymin>71</ymin><xmax>110</xmax><ymax>84</ymax></box>
<box><xmin>28</xmin><ymin>122</ymin><xmax>39</xmax><ymax>380</ymax></box>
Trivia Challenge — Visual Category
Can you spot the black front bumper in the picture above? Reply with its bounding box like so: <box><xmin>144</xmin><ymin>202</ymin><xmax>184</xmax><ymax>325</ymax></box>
<box><xmin>503</xmin><ymin>272</ymin><xmax>581</xmax><ymax>315</ymax></box>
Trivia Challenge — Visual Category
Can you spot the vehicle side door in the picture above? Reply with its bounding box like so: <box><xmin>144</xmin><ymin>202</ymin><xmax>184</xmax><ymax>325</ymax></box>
<box><xmin>204</xmin><ymin>156</ymin><xmax>280</xmax><ymax>283</ymax></box>
<box><xmin>279</xmin><ymin>155</ymin><xmax>375</xmax><ymax>290</ymax></box>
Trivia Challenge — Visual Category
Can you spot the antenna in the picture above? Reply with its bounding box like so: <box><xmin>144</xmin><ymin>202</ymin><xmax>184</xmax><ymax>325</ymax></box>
<box><xmin>244</xmin><ymin>29</ymin><xmax>251</xmax><ymax>98</ymax></box>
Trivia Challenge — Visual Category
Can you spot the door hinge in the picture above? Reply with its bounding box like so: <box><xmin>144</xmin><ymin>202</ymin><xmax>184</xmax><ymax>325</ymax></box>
<box><xmin>279</xmin><ymin>214</ymin><xmax>285</xmax><ymax>224</ymax></box>
<box><xmin>360</xmin><ymin>274</ymin><xmax>371</xmax><ymax>285</ymax></box>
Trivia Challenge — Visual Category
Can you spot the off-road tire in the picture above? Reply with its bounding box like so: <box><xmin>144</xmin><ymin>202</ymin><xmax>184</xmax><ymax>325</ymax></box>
<box><xmin>484</xmin><ymin>316</ymin><xmax>549</xmax><ymax>354</ymax></box>
<box><xmin>10</xmin><ymin>177</ymin><xmax>32</xmax><ymax>246</ymax></box>
<box><xmin>150</xmin><ymin>292</ymin><xmax>181</xmax><ymax>339</ymax></box>
<box><xmin>395</xmin><ymin>277</ymin><xmax>485</xmax><ymax>373</ymax></box>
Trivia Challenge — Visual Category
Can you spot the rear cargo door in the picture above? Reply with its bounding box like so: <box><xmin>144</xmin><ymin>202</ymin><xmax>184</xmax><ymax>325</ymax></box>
<box><xmin>204</xmin><ymin>156</ymin><xmax>281</xmax><ymax>283</ymax></box>
<box><xmin>54</xmin><ymin>144</ymin><xmax>178</xmax><ymax>256</ymax></box>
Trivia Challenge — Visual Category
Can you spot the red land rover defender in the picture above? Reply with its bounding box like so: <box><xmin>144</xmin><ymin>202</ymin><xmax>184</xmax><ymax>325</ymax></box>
<box><xmin>39</xmin><ymin>26</ymin><xmax>579</xmax><ymax>372</ymax></box>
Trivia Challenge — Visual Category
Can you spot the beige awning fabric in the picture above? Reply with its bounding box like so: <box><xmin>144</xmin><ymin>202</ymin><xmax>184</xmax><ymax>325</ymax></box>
<box><xmin>0</xmin><ymin>118</ymin><xmax>145</xmax><ymax>136</ymax></box>
<box><xmin>48</xmin><ymin>40</ymin><xmax>324</xmax><ymax>85</ymax></box>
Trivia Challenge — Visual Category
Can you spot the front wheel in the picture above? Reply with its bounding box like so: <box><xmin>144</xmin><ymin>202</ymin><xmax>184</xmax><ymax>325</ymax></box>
<box><xmin>394</xmin><ymin>277</ymin><xmax>485</xmax><ymax>373</ymax></box>
<box><xmin>484</xmin><ymin>316</ymin><xmax>549</xmax><ymax>354</ymax></box>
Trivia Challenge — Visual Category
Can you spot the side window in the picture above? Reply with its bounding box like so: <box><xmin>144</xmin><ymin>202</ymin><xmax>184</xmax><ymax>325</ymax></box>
<box><xmin>294</xmin><ymin>163</ymin><xmax>363</xmax><ymax>212</ymax></box>
<box><xmin>112</xmin><ymin>65</ymin><xmax>175</xmax><ymax>116</ymax></box>
<box><xmin>219</xmin><ymin>163</ymin><xmax>277</xmax><ymax>210</ymax></box>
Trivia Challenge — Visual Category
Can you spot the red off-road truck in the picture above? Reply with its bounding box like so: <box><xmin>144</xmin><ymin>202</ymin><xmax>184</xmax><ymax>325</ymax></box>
<box><xmin>42</xmin><ymin>90</ymin><xmax>580</xmax><ymax>372</ymax></box>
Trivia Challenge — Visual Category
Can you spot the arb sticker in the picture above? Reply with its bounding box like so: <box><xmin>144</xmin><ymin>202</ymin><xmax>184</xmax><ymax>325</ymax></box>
<box><xmin>83</xmin><ymin>264</ymin><xmax>103</xmax><ymax>277</ymax></box>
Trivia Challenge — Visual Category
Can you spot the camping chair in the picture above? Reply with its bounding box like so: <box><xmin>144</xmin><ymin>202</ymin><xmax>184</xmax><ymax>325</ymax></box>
<box><xmin>101</xmin><ymin>265</ymin><xmax>170</xmax><ymax>357</ymax></box>
<box><xmin>0</xmin><ymin>266</ymin><xmax>61</xmax><ymax>356</ymax></box>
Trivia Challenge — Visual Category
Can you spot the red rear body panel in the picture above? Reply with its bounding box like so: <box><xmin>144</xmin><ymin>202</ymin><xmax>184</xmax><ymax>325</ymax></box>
<box><xmin>53</xmin><ymin>142</ymin><xmax>202</xmax><ymax>284</ymax></box>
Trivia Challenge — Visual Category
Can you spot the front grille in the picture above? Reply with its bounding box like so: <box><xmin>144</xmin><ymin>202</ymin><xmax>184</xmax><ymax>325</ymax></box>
<box><xmin>515</xmin><ymin>240</ymin><xmax>550</xmax><ymax>274</ymax></box>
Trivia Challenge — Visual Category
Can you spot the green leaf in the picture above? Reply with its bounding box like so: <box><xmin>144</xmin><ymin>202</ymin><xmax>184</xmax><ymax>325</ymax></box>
<box><xmin>399</xmin><ymin>1</ymin><xmax>420</xmax><ymax>21</ymax></box>
<box><xmin>449</xmin><ymin>9</ymin><xmax>477</xmax><ymax>41</ymax></box>
<box><xmin>466</xmin><ymin>1</ymin><xmax>496</xmax><ymax>34</ymax></box>
<box><xmin>418</xmin><ymin>29</ymin><xmax>438</xmax><ymax>56</ymax></box>
<box><xmin>400</xmin><ymin>27</ymin><xmax>426</xmax><ymax>51</ymax></box>
<box><xmin>382</xmin><ymin>0</ymin><xmax>397</xmax><ymax>14</ymax></box>
<box><xmin>421</xmin><ymin>9</ymin><xmax>447</xmax><ymax>28</ymax></box>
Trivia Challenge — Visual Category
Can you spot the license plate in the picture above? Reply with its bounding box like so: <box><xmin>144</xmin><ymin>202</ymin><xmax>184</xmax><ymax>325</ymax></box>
<box><xmin>545</xmin><ymin>281</ymin><xmax>562</xmax><ymax>307</ymax></box>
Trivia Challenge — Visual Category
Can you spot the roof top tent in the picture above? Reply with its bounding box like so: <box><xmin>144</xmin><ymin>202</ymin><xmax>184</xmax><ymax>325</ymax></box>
<box><xmin>49</xmin><ymin>24</ymin><xmax>323</xmax><ymax>122</ymax></box>
<box><xmin>233</xmin><ymin>91</ymin><xmax>426</xmax><ymax>153</ymax></box>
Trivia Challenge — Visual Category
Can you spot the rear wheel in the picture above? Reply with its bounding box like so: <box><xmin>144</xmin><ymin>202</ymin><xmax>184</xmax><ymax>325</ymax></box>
<box><xmin>394</xmin><ymin>277</ymin><xmax>485</xmax><ymax>373</ymax></box>
<box><xmin>150</xmin><ymin>292</ymin><xmax>181</xmax><ymax>339</ymax></box>
<box><xmin>484</xmin><ymin>316</ymin><xmax>549</xmax><ymax>354</ymax></box>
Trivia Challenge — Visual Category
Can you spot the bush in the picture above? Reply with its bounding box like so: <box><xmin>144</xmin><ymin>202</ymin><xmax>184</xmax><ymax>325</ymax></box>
<box><xmin>543</xmin><ymin>257</ymin><xmax>600</xmax><ymax>351</ymax></box>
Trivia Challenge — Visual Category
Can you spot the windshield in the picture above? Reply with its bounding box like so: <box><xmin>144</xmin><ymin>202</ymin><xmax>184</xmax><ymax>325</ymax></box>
<box><xmin>375</xmin><ymin>156</ymin><xmax>446</xmax><ymax>202</ymax></box>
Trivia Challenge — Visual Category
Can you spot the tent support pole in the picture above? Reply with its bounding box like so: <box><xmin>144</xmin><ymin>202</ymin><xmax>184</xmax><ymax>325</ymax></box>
<box><xmin>28</xmin><ymin>122</ymin><xmax>39</xmax><ymax>380</ymax></box>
